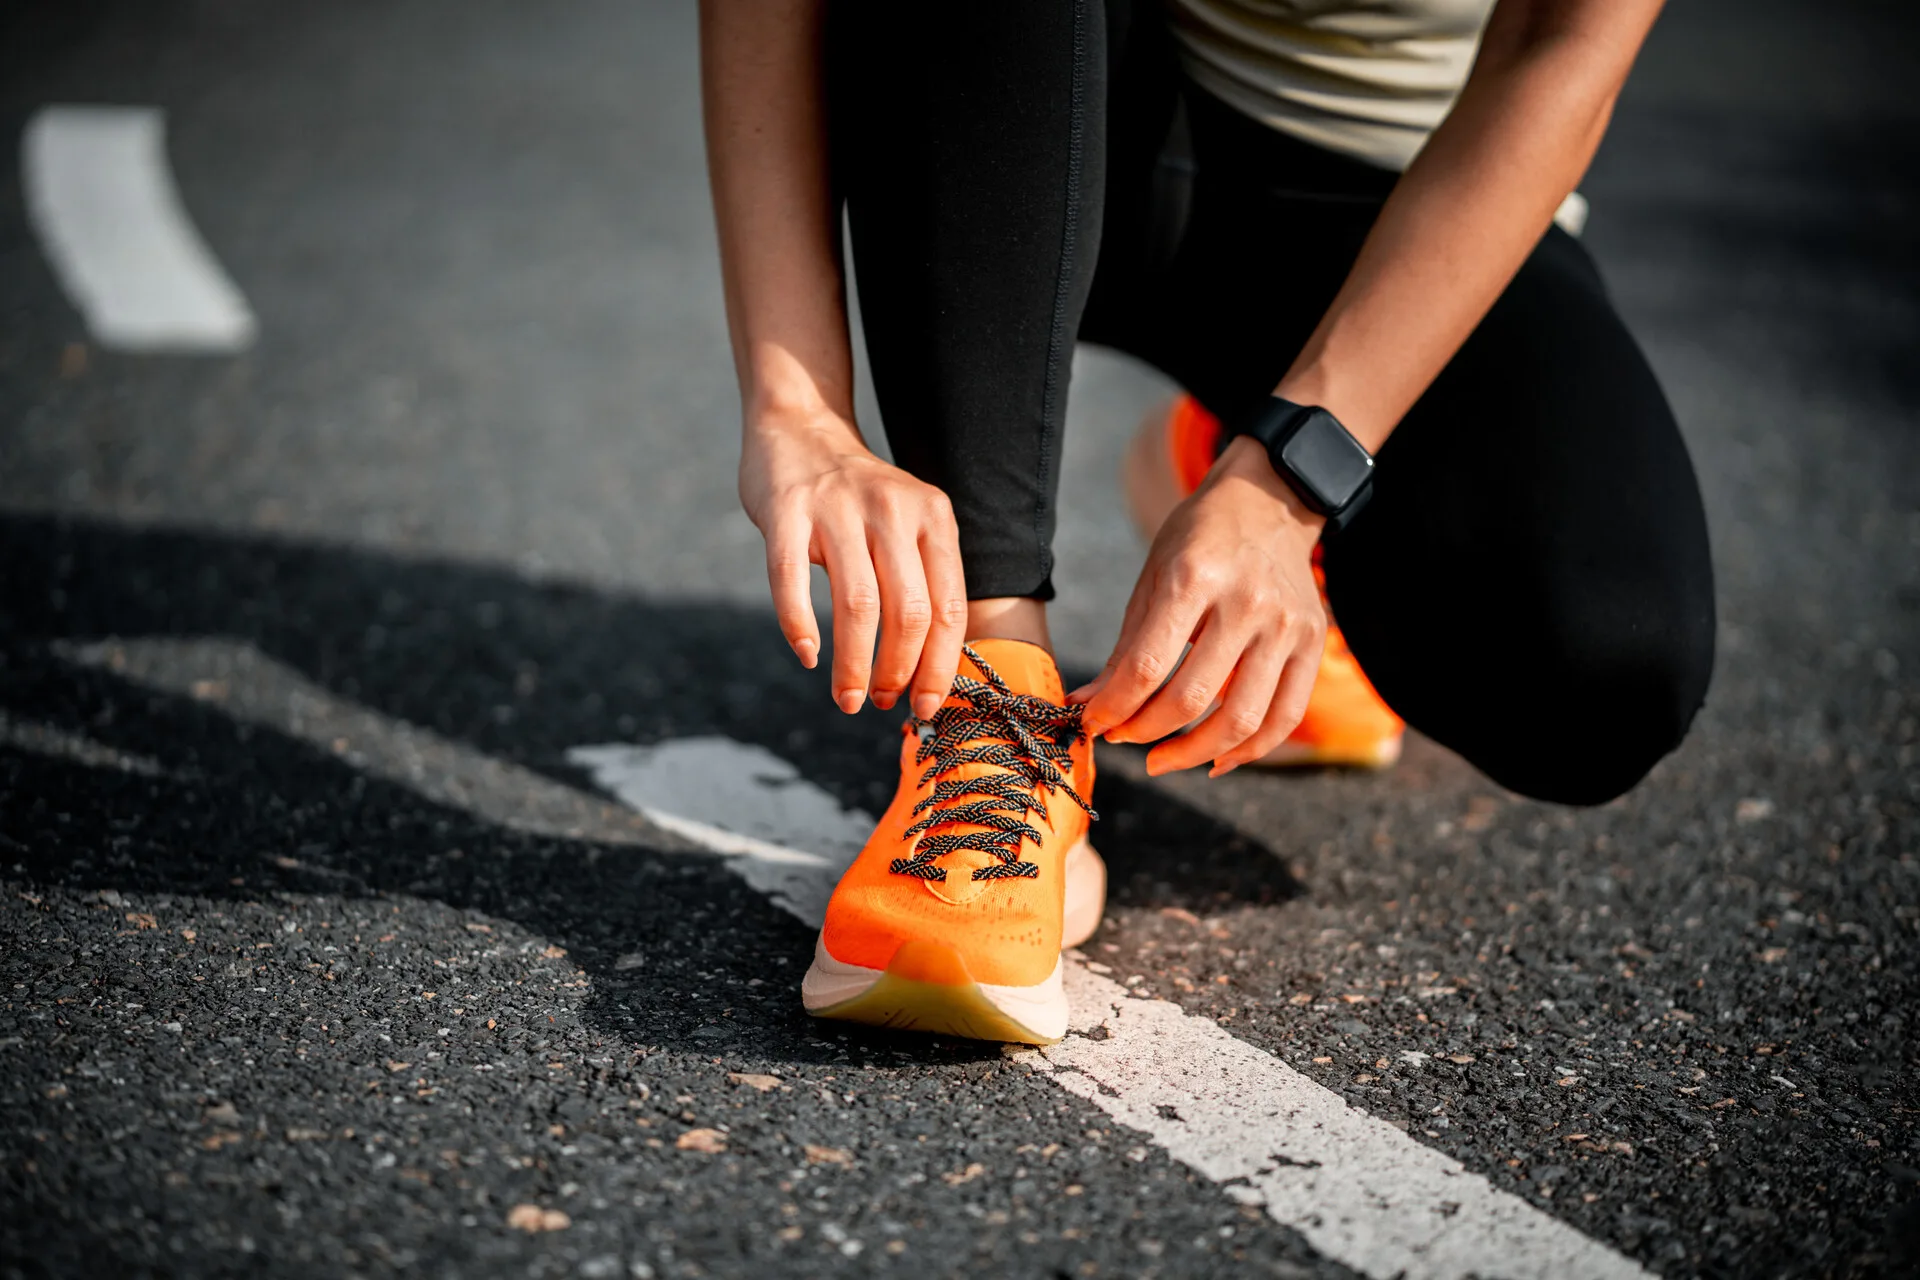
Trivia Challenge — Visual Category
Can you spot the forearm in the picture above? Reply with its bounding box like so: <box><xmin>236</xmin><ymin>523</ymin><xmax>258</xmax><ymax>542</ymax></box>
<box><xmin>1275</xmin><ymin>0</ymin><xmax>1664</xmax><ymax>452</ymax></box>
<box><xmin>699</xmin><ymin>0</ymin><xmax>859</xmax><ymax>435</ymax></box>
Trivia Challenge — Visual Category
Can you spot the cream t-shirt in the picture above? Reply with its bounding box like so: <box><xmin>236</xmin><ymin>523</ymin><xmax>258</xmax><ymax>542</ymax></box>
<box><xmin>1166</xmin><ymin>0</ymin><xmax>1496</xmax><ymax>172</ymax></box>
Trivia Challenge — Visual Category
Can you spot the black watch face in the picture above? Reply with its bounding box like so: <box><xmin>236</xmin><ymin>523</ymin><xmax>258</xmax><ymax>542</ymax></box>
<box><xmin>1279</xmin><ymin>409</ymin><xmax>1373</xmax><ymax>513</ymax></box>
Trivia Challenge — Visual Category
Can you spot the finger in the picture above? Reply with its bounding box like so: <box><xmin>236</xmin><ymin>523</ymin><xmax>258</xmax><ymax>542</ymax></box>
<box><xmin>1211</xmin><ymin>625</ymin><xmax>1324</xmax><ymax>774</ymax></box>
<box><xmin>910</xmin><ymin>515</ymin><xmax>968</xmax><ymax>720</ymax></box>
<box><xmin>866</xmin><ymin>520</ymin><xmax>934</xmax><ymax>712</ymax></box>
<box><xmin>1069</xmin><ymin>567</ymin><xmax>1155</xmax><ymax>711</ymax></box>
<box><xmin>821</xmin><ymin>520</ymin><xmax>882</xmax><ymax>714</ymax></box>
<box><xmin>1078</xmin><ymin>565</ymin><xmax>1211</xmax><ymax>735</ymax></box>
<box><xmin>765</xmin><ymin>515</ymin><xmax>821</xmax><ymax>669</ymax></box>
<box><xmin>1147</xmin><ymin>637</ymin><xmax>1286</xmax><ymax>775</ymax></box>
<box><xmin>1106</xmin><ymin>613</ymin><xmax>1247</xmax><ymax>749</ymax></box>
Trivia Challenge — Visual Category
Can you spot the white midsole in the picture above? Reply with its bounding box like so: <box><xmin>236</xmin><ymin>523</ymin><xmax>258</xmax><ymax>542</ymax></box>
<box><xmin>801</xmin><ymin>935</ymin><xmax>1069</xmax><ymax>1041</ymax></box>
<box><xmin>800</xmin><ymin>836</ymin><xmax>1100</xmax><ymax>1043</ymax></box>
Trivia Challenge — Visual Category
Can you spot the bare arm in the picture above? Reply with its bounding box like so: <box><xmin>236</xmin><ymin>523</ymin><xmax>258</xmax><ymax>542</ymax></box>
<box><xmin>1076</xmin><ymin>0</ymin><xmax>1667</xmax><ymax>774</ymax></box>
<box><xmin>701</xmin><ymin>0</ymin><xmax>967</xmax><ymax>720</ymax></box>
<box><xmin>1271</xmin><ymin>0</ymin><xmax>1666</xmax><ymax>450</ymax></box>
<box><xmin>700</xmin><ymin>0</ymin><xmax>851</xmax><ymax>429</ymax></box>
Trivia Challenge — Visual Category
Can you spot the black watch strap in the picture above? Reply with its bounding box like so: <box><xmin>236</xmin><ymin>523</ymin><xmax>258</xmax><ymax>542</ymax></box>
<box><xmin>1233</xmin><ymin>396</ymin><xmax>1375</xmax><ymax>531</ymax></box>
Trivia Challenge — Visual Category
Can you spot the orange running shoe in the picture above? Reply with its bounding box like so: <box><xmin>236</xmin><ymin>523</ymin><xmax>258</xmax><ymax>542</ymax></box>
<box><xmin>801</xmin><ymin>640</ymin><xmax>1103</xmax><ymax>1044</ymax></box>
<box><xmin>1122</xmin><ymin>393</ymin><xmax>1405</xmax><ymax>769</ymax></box>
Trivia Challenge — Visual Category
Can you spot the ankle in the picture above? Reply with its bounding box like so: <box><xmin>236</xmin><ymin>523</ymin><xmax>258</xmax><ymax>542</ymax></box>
<box><xmin>966</xmin><ymin>597</ymin><xmax>1052</xmax><ymax>652</ymax></box>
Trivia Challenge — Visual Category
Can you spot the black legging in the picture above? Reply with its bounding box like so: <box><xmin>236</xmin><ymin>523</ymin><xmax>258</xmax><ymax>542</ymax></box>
<box><xmin>827</xmin><ymin>2</ymin><xmax>1715</xmax><ymax>805</ymax></box>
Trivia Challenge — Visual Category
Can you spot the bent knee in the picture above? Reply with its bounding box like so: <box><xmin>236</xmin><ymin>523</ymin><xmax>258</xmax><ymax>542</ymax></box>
<box><xmin>1474</xmin><ymin>613</ymin><xmax>1715</xmax><ymax>806</ymax></box>
<box><xmin>1483</xmin><ymin>669</ymin><xmax>1706</xmax><ymax>805</ymax></box>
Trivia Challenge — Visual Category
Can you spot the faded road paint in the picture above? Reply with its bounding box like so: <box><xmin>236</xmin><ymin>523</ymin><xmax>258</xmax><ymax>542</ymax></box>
<box><xmin>23</xmin><ymin>106</ymin><xmax>256</xmax><ymax>352</ymax></box>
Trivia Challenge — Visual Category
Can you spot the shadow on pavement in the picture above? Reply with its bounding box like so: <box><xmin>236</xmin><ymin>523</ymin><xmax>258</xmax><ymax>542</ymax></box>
<box><xmin>0</xmin><ymin>512</ymin><xmax>1304</xmax><ymax>1065</ymax></box>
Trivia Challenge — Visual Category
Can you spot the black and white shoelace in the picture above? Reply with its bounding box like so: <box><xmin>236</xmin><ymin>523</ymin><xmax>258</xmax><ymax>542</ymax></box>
<box><xmin>889</xmin><ymin>645</ymin><xmax>1097</xmax><ymax>883</ymax></box>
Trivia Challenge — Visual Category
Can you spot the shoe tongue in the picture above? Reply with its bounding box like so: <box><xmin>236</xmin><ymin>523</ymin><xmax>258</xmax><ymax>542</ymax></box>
<box><xmin>957</xmin><ymin>638</ymin><xmax>1065</xmax><ymax>705</ymax></box>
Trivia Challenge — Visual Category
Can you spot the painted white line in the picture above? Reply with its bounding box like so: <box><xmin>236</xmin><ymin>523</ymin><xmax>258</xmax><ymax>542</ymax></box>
<box><xmin>61</xmin><ymin>637</ymin><xmax>654</xmax><ymax>847</ymax></box>
<box><xmin>56</xmin><ymin>638</ymin><xmax>840</xmax><ymax>900</ymax></box>
<box><xmin>63</xmin><ymin>635</ymin><xmax>1647</xmax><ymax>1278</ymax></box>
<box><xmin>22</xmin><ymin>106</ymin><xmax>257</xmax><ymax>352</ymax></box>
<box><xmin>0</xmin><ymin>709</ymin><xmax>166</xmax><ymax>778</ymax></box>
<box><xmin>568</xmin><ymin>740</ymin><xmax>864</xmax><ymax>927</ymax></box>
<box><xmin>1029</xmin><ymin>970</ymin><xmax>1644</xmax><ymax>1280</ymax></box>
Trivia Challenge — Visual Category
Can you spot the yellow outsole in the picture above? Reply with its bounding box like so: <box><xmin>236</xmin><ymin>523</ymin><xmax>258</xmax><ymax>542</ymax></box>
<box><xmin>808</xmin><ymin>970</ymin><xmax>1059</xmax><ymax>1045</ymax></box>
<box><xmin>805</xmin><ymin>939</ymin><xmax>1062</xmax><ymax>1045</ymax></box>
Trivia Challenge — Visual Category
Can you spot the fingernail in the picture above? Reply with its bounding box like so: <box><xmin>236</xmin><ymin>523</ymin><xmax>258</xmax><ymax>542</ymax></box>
<box><xmin>1066</xmin><ymin>686</ymin><xmax>1092</xmax><ymax>705</ymax></box>
<box><xmin>836</xmin><ymin>689</ymin><xmax>865</xmax><ymax>714</ymax></box>
<box><xmin>871</xmin><ymin>690</ymin><xmax>897</xmax><ymax>711</ymax></box>
<box><xmin>793</xmin><ymin>639</ymin><xmax>818</xmax><ymax>669</ymax></box>
<box><xmin>911</xmin><ymin>693</ymin><xmax>943</xmax><ymax>721</ymax></box>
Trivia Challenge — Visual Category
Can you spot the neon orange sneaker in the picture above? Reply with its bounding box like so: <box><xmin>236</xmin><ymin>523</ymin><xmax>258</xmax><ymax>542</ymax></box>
<box><xmin>1122</xmin><ymin>393</ymin><xmax>1404</xmax><ymax>769</ymax></box>
<box><xmin>801</xmin><ymin>640</ymin><xmax>1103</xmax><ymax>1044</ymax></box>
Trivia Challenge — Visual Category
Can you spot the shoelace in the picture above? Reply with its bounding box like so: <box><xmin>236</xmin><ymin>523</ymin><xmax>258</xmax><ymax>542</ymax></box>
<box><xmin>889</xmin><ymin>645</ymin><xmax>1097</xmax><ymax>883</ymax></box>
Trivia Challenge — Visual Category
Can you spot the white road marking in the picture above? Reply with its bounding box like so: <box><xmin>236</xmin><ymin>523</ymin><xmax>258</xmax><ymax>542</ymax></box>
<box><xmin>57</xmin><ymin>638</ymin><xmax>837</xmax><ymax>897</ymax></box>
<box><xmin>61</xmin><ymin>637</ymin><xmax>655</xmax><ymax>847</ymax></box>
<box><xmin>568</xmin><ymin>740</ymin><xmax>864</xmax><ymax>927</ymax></box>
<box><xmin>22</xmin><ymin>106</ymin><xmax>257</xmax><ymax>352</ymax></box>
<box><xmin>62</xmin><ymin>634</ymin><xmax>1647</xmax><ymax>1279</ymax></box>
<box><xmin>0</xmin><ymin>709</ymin><xmax>166</xmax><ymax>777</ymax></box>
<box><xmin>1029</xmin><ymin>969</ymin><xmax>1643</xmax><ymax>1280</ymax></box>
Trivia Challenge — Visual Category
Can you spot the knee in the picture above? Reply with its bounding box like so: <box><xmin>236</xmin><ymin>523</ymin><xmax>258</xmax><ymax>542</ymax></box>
<box><xmin>1474</xmin><ymin>597</ymin><xmax>1716</xmax><ymax>806</ymax></box>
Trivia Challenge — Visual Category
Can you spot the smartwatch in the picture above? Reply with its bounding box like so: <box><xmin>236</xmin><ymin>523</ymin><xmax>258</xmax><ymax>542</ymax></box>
<box><xmin>1232</xmin><ymin>396</ymin><xmax>1375</xmax><ymax>530</ymax></box>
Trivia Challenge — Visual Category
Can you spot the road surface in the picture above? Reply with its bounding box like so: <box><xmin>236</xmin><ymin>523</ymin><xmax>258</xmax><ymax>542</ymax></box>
<box><xmin>1</xmin><ymin>2</ymin><xmax>1915</xmax><ymax>1277</ymax></box>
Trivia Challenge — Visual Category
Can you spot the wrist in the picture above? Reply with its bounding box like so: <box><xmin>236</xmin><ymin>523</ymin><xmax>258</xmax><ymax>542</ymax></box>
<box><xmin>740</xmin><ymin>339</ymin><xmax>858</xmax><ymax>438</ymax></box>
<box><xmin>1209</xmin><ymin>436</ymin><xmax>1328</xmax><ymax>538</ymax></box>
<box><xmin>743</xmin><ymin>399</ymin><xmax>867</xmax><ymax>457</ymax></box>
<box><xmin>736</xmin><ymin>401</ymin><xmax>875</xmax><ymax>519</ymax></box>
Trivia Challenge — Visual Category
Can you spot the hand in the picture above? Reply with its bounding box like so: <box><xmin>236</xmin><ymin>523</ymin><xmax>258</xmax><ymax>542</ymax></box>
<box><xmin>1070</xmin><ymin>436</ymin><xmax>1327</xmax><ymax>776</ymax></box>
<box><xmin>739</xmin><ymin>409</ymin><xmax>968</xmax><ymax>719</ymax></box>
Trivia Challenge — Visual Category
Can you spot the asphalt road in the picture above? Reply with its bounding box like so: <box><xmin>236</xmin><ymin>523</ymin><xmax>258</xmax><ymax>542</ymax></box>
<box><xmin>2</xmin><ymin>2</ymin><xmax>1917</xmax><ymax>1278</ymax></box>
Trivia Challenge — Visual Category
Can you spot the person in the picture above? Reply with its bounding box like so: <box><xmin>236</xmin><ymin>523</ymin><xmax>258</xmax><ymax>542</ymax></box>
<box><xmin>698</xmin><ymin>0</ymin><xmax>1715</xmax><ymax>1044</ymax></box>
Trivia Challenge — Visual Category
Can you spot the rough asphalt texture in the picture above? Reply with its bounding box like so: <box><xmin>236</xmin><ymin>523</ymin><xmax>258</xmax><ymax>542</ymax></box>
<box><xmin>1</xmin><ymin>2</ymin><xmax>1916</xmax><ymax>1278</ymax></box>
